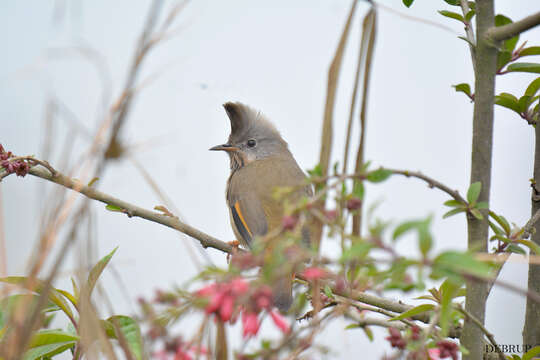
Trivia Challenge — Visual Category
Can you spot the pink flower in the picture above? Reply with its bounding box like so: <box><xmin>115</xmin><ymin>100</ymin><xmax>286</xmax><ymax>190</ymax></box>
<box><xmin>219</xmin><ymin>294</ymin><xmax>234</xmax><ymax>322</ymax></box>
<box><xmin>241</xmin><ymin>311</ymin><xmax>260</xmax><ymax>338</ymax></box>
<box><xmin>269</xmin><ymin>310</ymin><xmax>290</xmax><ymax>334</ymax></box>
<box><xmin>205</xmin><ymin>289</ymin><xmax>226</xmax><ymax>314</ymax></box>
<box><xmin>346</xmin><ymin>197</ymin><xmax>362</xmax><ymax>211</ymax></box>
<box><xmin>282</xmin><ymin>215</ymin><xmax>299</xmax><ymax>231</ymax></box>
<box><xmin>428</xmin><ymin>348</ymin><xmax>441</xmax><ymax>360</ymax></box>
<box><xmin>230</xmin><ymin>277</ymin><xmax>249</xmax><ymax>295</ymax></box>
<box><xmin>253</xmin><ymin>285</ymin><xmax>273</xmax><ymax>311</ymax></box>
<box><xmin>174</xmin><ymin>348</ymin><xmax>193</xmax><ymax>360</ymax></box>
<box><xmin>195</xmin><ymin>283</ymin><xmax>217</xmax><ymax>297</ymax></box>
<box><xmin>302</xmin><ymin>267</ymin><xmax>327</xmax><ymax>280</ymax></box>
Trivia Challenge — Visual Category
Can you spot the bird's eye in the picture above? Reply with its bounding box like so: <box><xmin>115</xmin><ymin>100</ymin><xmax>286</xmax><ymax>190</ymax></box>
<box><xmin>247</xmin><ymin>139</ymin><xmax>257</xmax><ymax>148</ymax></box>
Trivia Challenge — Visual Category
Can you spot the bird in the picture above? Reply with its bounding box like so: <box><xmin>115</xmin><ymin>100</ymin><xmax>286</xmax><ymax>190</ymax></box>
<box><xmin>210</xmin><ymin>101</ymin><xmax>313</xmax><ymax>312</ymax></box>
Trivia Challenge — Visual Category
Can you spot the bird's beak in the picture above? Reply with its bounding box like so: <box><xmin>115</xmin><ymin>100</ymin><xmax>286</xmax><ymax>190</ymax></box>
<box><xmin>209</xmin><ymin>144</ymin><xmax>239</xmax><ymax>152</ymax></box>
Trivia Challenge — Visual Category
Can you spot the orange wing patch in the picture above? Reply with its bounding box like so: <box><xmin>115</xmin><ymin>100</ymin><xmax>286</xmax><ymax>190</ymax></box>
<box><xmin>232</xmin><ymin>201</ymin><xmax>253</xmax><ymax>244</ymax></box>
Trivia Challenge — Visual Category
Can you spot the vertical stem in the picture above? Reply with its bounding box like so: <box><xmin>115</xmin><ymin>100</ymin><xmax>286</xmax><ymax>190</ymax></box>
<box><xmin>461</xmin><ymin>1</ymin><xmax>497</xmax><ymax>359</ymax></box>
<box><xmin>523</xmin><ymin>122</ymin><xmax>540</xmax><ymax>345</ymax></box>
<box><xmin>352</xmin><ymin>9</ymin><xmax>376</xmax><ymax>237</ymax></box>
<box><xmin>313</xmin><ymin>0</ymin><xmax>358</xmax><ymax>249</ymax></box>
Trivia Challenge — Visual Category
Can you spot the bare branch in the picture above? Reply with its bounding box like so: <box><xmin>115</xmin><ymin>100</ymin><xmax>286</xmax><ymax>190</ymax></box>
<box><xmin>384</xmin><ymin>168</ymin><xmax>467</xmax><ymax>204</ymax></box>
<box><xmin>487</xmin><ymin>11</ymin><xmax>540</xmax><ymax>42</ymax></box>
<box><xmin>457</xmin><ymin>305</ymin><xmax>506</xmax><ymax>360</ymax></box>
<box><xmin>27</xmin><ymin>166</ymin><xmax>233</xmax><ymax>254</ymax></box>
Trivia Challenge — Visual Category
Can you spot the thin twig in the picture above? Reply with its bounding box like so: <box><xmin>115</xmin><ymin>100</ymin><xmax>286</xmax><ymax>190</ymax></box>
<box><xmin>384</xmin><ymin>168</ymin><xmax>468</xmax><ymax>204</ymax></box>
<box><xmin>352</xmin><ymin>8</ymin><xmax>377</xmax><ymax>237</ymax></box>
<box><xmin>459</xmin><ymin>0</ymin><xmax>476</xmax><ymax>73</ymax></box>
<box><xmin>457</xmin><ymin>305</ymin><xmax>506</xmax><ymax>360</ymax></box>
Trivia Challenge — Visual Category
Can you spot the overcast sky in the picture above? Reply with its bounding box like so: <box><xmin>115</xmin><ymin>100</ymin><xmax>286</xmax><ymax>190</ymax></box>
<box><xmin>2</xmin><ymin>0</ymin><xmax>540</xmax><ymax>358</ymax></box>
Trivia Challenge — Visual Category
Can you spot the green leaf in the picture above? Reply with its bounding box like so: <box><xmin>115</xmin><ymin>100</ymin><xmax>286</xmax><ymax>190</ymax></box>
<box><xmin>23</xmin><ymin>330</ymin><xmax>79</xmax><ymax>360</ymax></box>
<box><xmin>491</xmin><ymin>234</ymin><xmax>510</xmax><ymax>244</ymax></box>
<box><xmin>87</xmin><ymin>177</ymin><xmax>99</xmax><ymax>187</ymax></box>
<box><xmin>443</xmin><ymin>0</ymin><xmax>460</xmax><ymax>5</ymax></box>
<box><xmin>23</xmin><ymin>342</ymin><xmax>76</xmax><ymax>360</ymax></box>
<box><xmin>518</xmin><ymin>95</ymin><xmax>532</xmax><ymax>113</ymax></box>
<box><xmin>56</xmin><ymin>289</ymin><xmax>77</xmax><ymax>308</ymax></box>
<box><xmin>464</xmin><ymin>10</ymin><xmax>475</xmax><ymax>22</ymax></box>
<box><xmin>443</xmin><ymin>199</ymin><xmax>465</xmax><ymax>208</ymax></box>
<box><xmin>389</xmin><ymin>303</ymin><xmax>435</xmax><ymax>321</ymax></box>
<box><xmin>508</xmin><ymin>244</ymin><xmax>527</xmax><ymax>255</ymax></box>
<box><xmin>439</xmin><ymin>280</ymin><xmax>459</xmax><ymax>337</ymax></box>
<box><xmin>418</xmin><ymin>219</ymin><xmax>433</xmax><ymax>257</ymax></box>
<box><xmin>507</xmin><ymin>62</ymin><xmax>540</xmax><ymax>74</ymax></box>
<box><xmin>87</xmin><ymin>247</ymin><xmax>118</xmax><ymax>297</ymax></box>
<box><xmin>497</xmin><ymin>50</ymin><xmax>512</xmax><ymax>71</ymax></box>
<box><xmin>516</xmin><ymin>239</ymin><xmax>540</xmax><ymax>255</ymax></box>
<box><xmin>307</xmin><ymin>164</ymin><xmax>323</xmax><ymax>178</ymax></box>
<box><xmin>467</xmin><ymin>181</ymin><xmax>482</xmax><ymax>204</ymax></box>
<box><xmin>432</xmin><ymin>251</ymin><xmax>494</xmax><ymax>281</ymax></box>
<box><xmin>488</xmin><ymin>220</ymin><xmax>504</xmax><ymax>236</ymax></box>
<box><xmin>458</xmin><ymin>36</ymin><xmax>474</xmax><ymax>46</ymax></box>
<box><xmin>453</xmin><ymin>83</ymin><xmax>472</xmax><ymax>98</ymax></box>
<box><xmin>1</xmin><ymin>295</ymin><xmax>60</xmax><ymax>329</ymax></box>
<box><xmin>443</xmin><ymin>208</ymin><xmax>466</xmax><ymax>219</ymax></box>
<box><xmin>392</xmin><ymin>220</ymin><xmax>420</xmax><ymax>241</ymax></box>
<box><xmin>489</xmin><ymin>211</ymin><xmax>511</xmax><ymax>234</ymax></box>
<box><xmin>353</xmin><ymin>181</ymin><xmax>365</xmax><ymax>200</ymax></box>
<box><xmin>71</xmin><ymin>277</ymin><xmax>80</xmax><ymax>303</ymax></box>
<box><xmin>104</xmin><ymin>315</ymin><xmax>144</xmax><ymax>360</ymax></box>
<box><xmin>28</xmin><ymin>329</ymin><xmax>79</xmax><ymax>348</ymax></box>
<box><xmin>438</xmin><ymin>10</ymin><xmax>464</xmax><ymax>23</ymax></box>
<box><xmin>524</xmin><ymin>346</ymin><xmax>540</xmax><ymax>360</ymax></box>
<box><xmin>362</xmin><ymin>326</ymin><xmax>374</xmax><ymax>341</ymax></box>
<box><xmin>475</xmin><ymin>201</ymin><xmax>489</xmax><ymax>209</ymax></box>
<box><xmin>402</xmin><ymin>0</ymin><xmax>414</xmax><ymax>7</ymax></box>
<box><xmin>105</xmin><ymin>204</ymin><xmax>124</xmax><ymax>212</ymax></box>
<box><xmin>495</xmin><ymin>15</ymin><xmax>519</xmax><ymax>52</ymax></box>
<box><xmin>520</xmin><ymin>46</ymin><xmax>540</xmax><ymax>57</ymax></box>
<box><xmin>323</xmin><ymin>285</ymin><xmax>335</xmax><ymax>300</ymax></box>
<box><xmin>0</xmin><ymin>277</ymin><xmax>75</xmax><ymax>323</ymax></box>
<box><xmin>525</xmin><ymin>77</ymin><xmax>540</xmax><ymax>97</ymax></box>
<box><xmin>366</xmin><ymin>168</ymin><xmax>392</xmax><ymax>183</ymax></box>
<box><xmin>470</xmin><ymin>208</ymin><xmax>484</xmax><ymax>220</ymax></box>
<box><xmin>340</xmin><ymin>242</ymin><xmax>373</xmax><ymax>262</ymax></box>
<box><xmin>495</xmin><ymin>92</ymin><xmax>521</xmax><ymax>113</ymax></box>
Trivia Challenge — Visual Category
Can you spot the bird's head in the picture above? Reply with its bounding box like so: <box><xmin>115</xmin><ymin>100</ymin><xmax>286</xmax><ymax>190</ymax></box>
<box><xmin>210</xmin><ymin>102</ymin><xmax>289</xmax><ymax>169</ymax></box>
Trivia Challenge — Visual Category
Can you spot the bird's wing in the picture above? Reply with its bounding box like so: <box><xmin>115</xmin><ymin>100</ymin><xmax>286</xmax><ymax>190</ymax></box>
<box><xmin>228</xmin><ymin>181</ymin><xmax>268</xmax><ymax>248</ymax></box>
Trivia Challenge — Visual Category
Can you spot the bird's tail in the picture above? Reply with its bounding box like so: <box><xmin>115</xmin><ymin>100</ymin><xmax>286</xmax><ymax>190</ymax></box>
<box><xmin>272</xmin><ymin>273</ymin><xmax>294</xmax><ymax>313</ymax></box>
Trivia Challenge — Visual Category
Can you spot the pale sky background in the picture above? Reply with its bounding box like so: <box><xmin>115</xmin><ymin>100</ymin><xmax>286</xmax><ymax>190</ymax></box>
<box><xmin>1</xmin><ymin>0</ymin><xmax>540</xmax><ymax>358</ymax></box>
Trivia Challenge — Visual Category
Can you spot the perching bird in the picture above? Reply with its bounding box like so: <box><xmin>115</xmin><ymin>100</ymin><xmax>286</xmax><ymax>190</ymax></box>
<box><xmin>210</xmin><ymin>102</ymin><xmax>312</xmax><ymax>312</ymax></box>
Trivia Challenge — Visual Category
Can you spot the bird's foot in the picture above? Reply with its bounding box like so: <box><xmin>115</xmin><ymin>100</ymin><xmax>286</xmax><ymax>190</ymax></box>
<box><xmin>226</xmin><ymin>240</ymin><xmax>241</xmax><ymax>262</ymax></box>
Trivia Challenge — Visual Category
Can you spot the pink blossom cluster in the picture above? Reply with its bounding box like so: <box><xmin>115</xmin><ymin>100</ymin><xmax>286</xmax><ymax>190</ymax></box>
<box><xmin>153</xmin><ymin>336</ymin><xmax>207</xmax><ymax>360</ymax></box>
<box><xmin>195</xmin><ymin>277</ymin><xmax>290</xmax><ymax>338</ymax></box>
<box><xmin>0</xmin><ymin>144</ymin><xmax>28</xmax><ymax>177</ymax></box>
<box><xmin>385</xmin><ymin>327</ymin><xmax>458</xmax><ymax>359</ymax></box>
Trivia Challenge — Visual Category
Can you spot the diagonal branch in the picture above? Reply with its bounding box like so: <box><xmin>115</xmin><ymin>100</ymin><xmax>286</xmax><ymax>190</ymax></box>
<box><xmin>27</xmin><ymin>166</ymin><xmax>233</xmax><ymax>254</ymax></box>
<box><xmin>486</xmin><ymin>11</ymin><xmax>540</xmax><ymax>42</ymax></box>
<box><xmin>383</xmin><ymin>168</ymin><xmax>467</xmax><ymax>204</ymax></box>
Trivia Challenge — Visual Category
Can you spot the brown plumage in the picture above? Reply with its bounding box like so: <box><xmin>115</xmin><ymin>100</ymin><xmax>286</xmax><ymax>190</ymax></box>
<box><xmin>210</xmin><ymin>102</ymin><xmax>312</xmax><ymax>312</ymax></box>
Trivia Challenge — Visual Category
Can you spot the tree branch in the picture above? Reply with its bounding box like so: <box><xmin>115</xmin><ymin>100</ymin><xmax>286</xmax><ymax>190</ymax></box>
<box><xmin>486</xmin><ymin>11</ymin><xmax>540</xmax><ymax>42</ymax></box>
<box><xmin>12</xmin><ymin>159</ymin><xmax>468</xmax><ymax>337</ymax></box>
<box><xmin>384</xmin><ymin>168</ymin><xmax>467</xmax><ymax>204</ymax></box>
<box><xmin>457</xmin><ymin>305</ymin><xmax>505</xmax><ymax>360</ymax></box>
<box><xmin>26</xmin><ymin>166</ymin><xmax>233</xmax><ymax>254</ymax></box>
<box><xmin>461</xmin><ymin>1</ymin><xmax>497</xmax><ymax>358</ymax></box>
